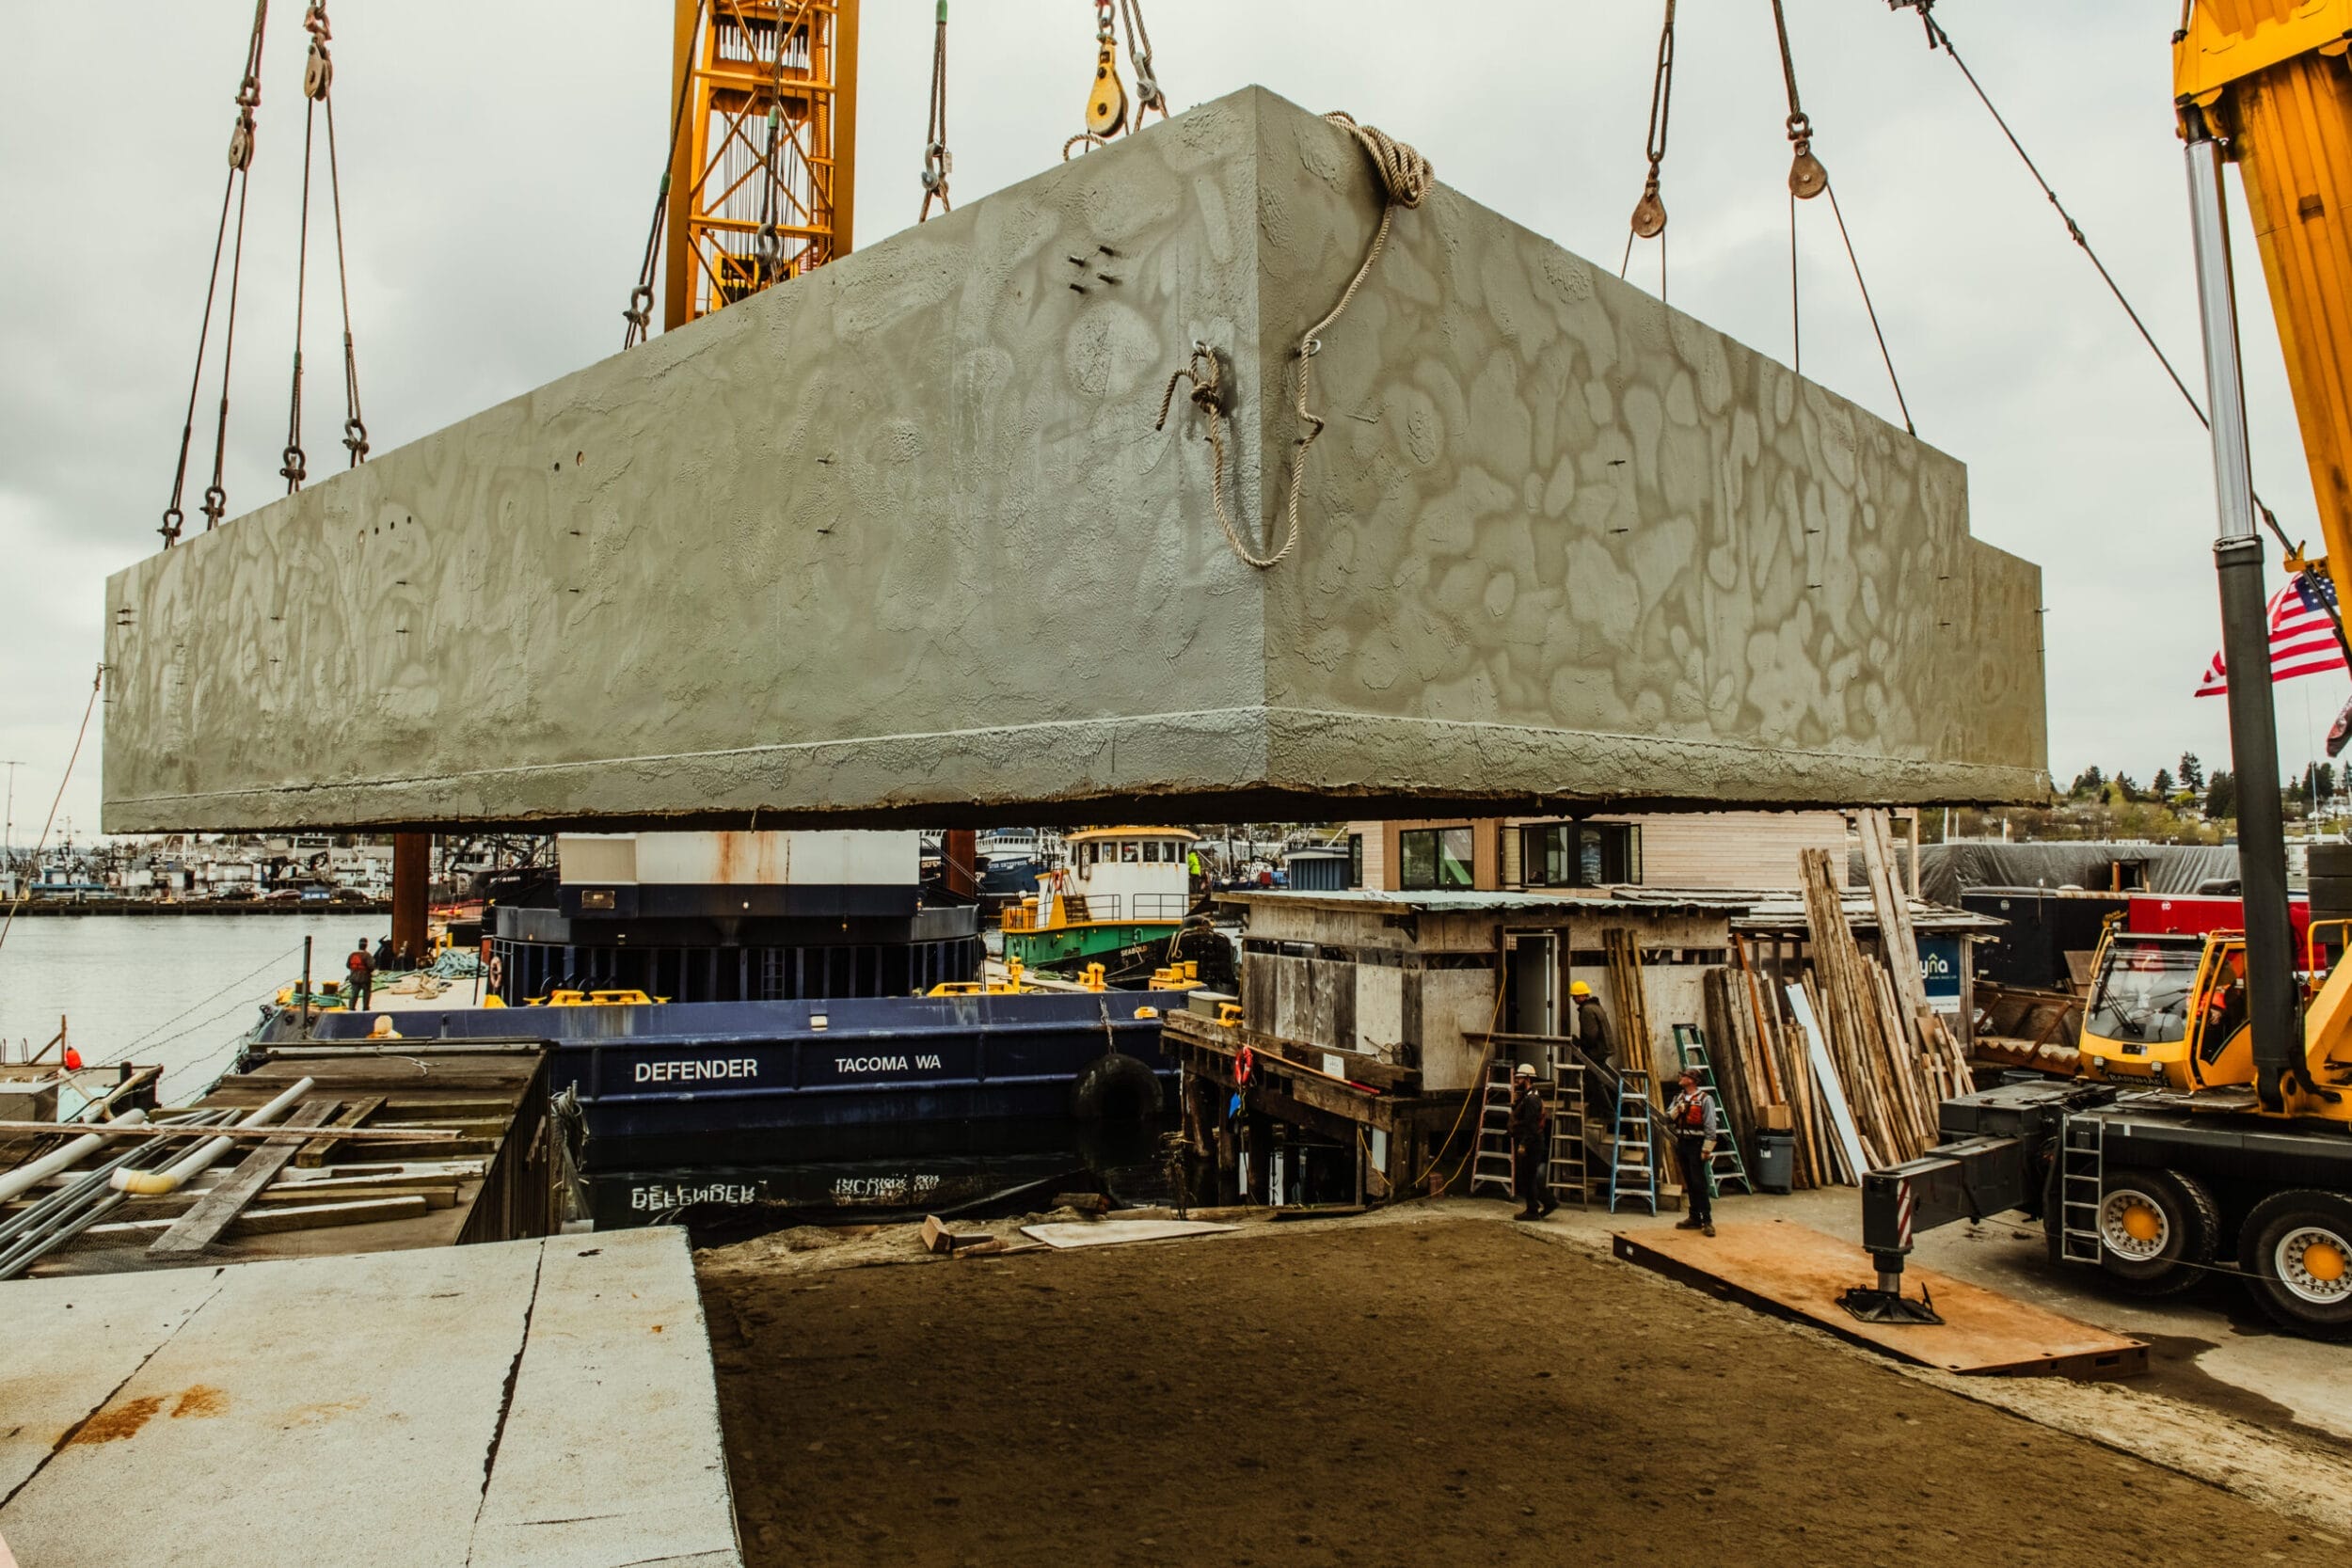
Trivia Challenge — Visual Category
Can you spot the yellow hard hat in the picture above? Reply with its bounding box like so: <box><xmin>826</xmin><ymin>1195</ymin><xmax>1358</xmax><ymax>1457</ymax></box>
<box><xmin>1569</xmin><ymin>981</ymin><xmax>1593</xmax><ymax>999</ymax></box>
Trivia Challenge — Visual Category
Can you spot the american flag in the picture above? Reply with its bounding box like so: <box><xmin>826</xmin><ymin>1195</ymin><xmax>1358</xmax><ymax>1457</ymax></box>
<box><xmin>2193</xmin><ymin>573</ymin><xmax>2348</xmax><ymax>696</ymax></box>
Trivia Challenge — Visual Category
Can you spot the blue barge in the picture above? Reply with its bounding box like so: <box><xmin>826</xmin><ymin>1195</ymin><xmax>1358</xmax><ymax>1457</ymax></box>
<box><xmin>311</xmin><ymin>990</ymin><xmax>1183</xmax><ymax>1164</ymax></box>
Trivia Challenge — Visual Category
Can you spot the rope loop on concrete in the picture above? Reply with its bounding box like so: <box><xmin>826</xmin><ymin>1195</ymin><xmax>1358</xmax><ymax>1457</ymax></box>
<box><xmin>1273</xmin><ymin>113</ymin><xmax>1432</xmax><ymax>569</ymax></box>
<box><xmin>1152</xmin><ymin>116</ymin><xmax>1430</xmax><ymax>573</ymax></box>
<box><xmin>1157</xmin><ymin>342</ymin><xmax>1286</xmax><ymax>569</ymax></box>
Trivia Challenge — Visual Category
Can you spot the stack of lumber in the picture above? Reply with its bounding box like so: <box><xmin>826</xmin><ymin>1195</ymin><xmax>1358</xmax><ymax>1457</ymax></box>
<box><xmin>1703</xmin><ymin>815</ymin><xmax>1976</xmax><ymax>1187</ymax></box>
<box><xmin>1601</xmin><ymin>928</ymin><xmax>1656</xmax><ymax>1102</ymax></box>
<box><xmin>1793</xmin><ymin>832</ymin><xmax>1972</xmax><ymax>1171</ymax></box>
<box><xmin>1711</xmin><ymin>943</ymin><xmax>1832</xmax><ymax>1189</ymax></box>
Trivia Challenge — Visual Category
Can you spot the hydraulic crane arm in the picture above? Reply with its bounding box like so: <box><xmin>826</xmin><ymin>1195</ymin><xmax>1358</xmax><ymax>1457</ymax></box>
<box><xmin>2170</xmin><ymin>2</ymin><xmax>2352</xmax><ymax>1110</ymax></box>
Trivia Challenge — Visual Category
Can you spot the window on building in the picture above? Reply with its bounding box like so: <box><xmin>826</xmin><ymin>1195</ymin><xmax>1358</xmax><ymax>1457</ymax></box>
<box><xmin>1519</xmin><ymin>822</ymin><xmax>1643</xmax><ymax>887</ymax></box>
<box><xmin>1398</xmin><ymin>826</ymin><xmax>1475</xmax><ymax>891</ymax></box>
<box><xmin>1347</xmin><ymin>833</ymin><xmax>1364</xmax><ymax>890</ymax></box>
<box><xmin>1085</xmin><ymin>842</ymin><xmax>1101</xmax><ymax>865</ymax></box>
<box><xmin>1121</xmin><ymin>841</ymin><xmax>1140</xmax><ymax>863</ymax></box>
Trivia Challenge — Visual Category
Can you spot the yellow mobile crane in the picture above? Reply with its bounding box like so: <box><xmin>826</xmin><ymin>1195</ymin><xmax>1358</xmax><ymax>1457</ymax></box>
<box><xmin>1851</xmin><ymin>3</ymin><xmax>2352</xmax><ymax>1338</ymax></box>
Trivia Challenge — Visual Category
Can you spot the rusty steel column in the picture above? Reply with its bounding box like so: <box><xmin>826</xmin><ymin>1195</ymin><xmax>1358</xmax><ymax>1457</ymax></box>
<box><xmin>391</xmin><ymin>832</ymin><xmax>430</xmax><ymax>968</ymax></box>
<box><xmin>941</xmin><ymin>828</ymin><xmax>977</xmax><ymax>901</ymax></box>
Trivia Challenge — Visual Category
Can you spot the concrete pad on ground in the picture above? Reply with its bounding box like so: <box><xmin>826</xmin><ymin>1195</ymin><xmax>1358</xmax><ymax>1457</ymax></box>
<box><xmin>0</xmin><ymin>1268</ymin><xmax>221</xmax><ymax>1499</ymax></box>
<box><xmin>1612</xmin><ymin>1218</ymin><xmax>2146</xmax><ymax>1378</ymax></box>
<box><xmin>469</xmin><ymin>1229</ymin><xmax>740</xmax><ymax>1568</ymax></box>
<box><xmin>0</xmin><ymin>1231</ymin><xmax>739</xmax><ymax>1568</ymax></box>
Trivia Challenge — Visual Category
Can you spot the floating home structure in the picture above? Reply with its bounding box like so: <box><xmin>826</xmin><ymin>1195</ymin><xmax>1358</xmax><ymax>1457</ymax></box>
<box><xmin>1162</xmin><ymin>885</ymin><xmax>1994</xmax><ymax>1205</ymax></box>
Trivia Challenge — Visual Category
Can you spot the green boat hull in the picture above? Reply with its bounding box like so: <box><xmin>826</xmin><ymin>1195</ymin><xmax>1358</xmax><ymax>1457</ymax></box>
<box><xmin>1004</xmin><ymin>923</ymin><xmax>1178</xmax><ymax>971</ymax></box>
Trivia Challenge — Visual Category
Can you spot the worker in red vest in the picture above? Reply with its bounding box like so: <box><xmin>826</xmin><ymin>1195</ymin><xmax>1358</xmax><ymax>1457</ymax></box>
<box><xmin>1666</xmin><ymin>1067</ymin><xmax>1719</xmax><ymax>1237</ymax></box>
<box><xmin>346</xmin><ymin>937</ymin><xmax>374</xmax><ymax>1008</ymax></box>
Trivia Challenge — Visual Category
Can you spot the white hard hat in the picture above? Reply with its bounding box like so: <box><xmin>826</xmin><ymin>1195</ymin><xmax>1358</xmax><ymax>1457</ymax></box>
<box><xmin>1513</xmin><ymin>1062</ymin><xmax>1536</xmax><ymax>1078</ymax></box>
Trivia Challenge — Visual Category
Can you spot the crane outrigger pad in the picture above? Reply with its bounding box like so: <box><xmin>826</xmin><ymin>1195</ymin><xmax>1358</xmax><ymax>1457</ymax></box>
<box><xmin>103</xmin><ymin>87</ymin><xmax>2047</xmax><ymax>833</ymax></box>
<box><xmin>1613</xmin><ymin>1219</ymin><xmax>2147</xmax><ymax>1380</ymax></box>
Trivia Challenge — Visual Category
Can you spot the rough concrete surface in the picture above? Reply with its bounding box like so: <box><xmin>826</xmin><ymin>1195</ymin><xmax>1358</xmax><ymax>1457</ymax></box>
<box><xmin>0</xmin><ymin>1229</ymin><xmax>740</xmax><ymax>1568</ymax></box>
<box><xmin>103</xmin><ymin>87</ymin><xmax>2046</xmax><ymax>833</ymax></box>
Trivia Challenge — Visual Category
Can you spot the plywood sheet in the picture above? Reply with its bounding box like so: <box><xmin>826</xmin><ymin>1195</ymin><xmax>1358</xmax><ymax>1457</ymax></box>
<box><xmin>1612</xmin><ymin>1219</ymin><xmax>2146</xmax><ymax>1380</ymax></box>
<box><xmin>1022</xmin><ymin>1220</ymin><xmax>1239</xmax><ymax>1249</ymax></box>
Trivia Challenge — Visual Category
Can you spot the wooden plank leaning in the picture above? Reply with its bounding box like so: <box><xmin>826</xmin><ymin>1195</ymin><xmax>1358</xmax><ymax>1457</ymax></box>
<box><xmin>147</xmin><ymin>1101</ymin><xmax>344</xmax><ymax>1257</ymax></box>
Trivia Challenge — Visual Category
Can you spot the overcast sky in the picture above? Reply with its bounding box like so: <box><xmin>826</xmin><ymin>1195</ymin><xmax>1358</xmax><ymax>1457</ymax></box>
<box><xmin>0</xmin><ymin>2</ymin><xmax>2334</xmax><ymax>846</ymax></box>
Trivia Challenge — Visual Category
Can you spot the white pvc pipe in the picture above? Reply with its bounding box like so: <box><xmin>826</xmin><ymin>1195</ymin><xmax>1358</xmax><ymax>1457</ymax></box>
<box><xmin>0</xmin><ymin>1109</ymin><xmax>151</xmax><ymax>1204</ymax></box>
<box><xmin>111</xmin><ymin>1077</ymin><xmax>315</xmax><ymax>1196</ymax></box>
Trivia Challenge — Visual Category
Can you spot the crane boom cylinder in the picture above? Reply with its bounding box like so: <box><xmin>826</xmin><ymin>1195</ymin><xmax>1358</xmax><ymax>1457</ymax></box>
<box><xmin>2186</xmin><ymin>121</ymin><xmax>2300</xmax><ymax>1113</ymax></box>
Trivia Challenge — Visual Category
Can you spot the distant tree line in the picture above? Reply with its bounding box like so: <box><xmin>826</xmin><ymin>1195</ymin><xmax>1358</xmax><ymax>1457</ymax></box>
<box><xmin>2058</xmin><ymin>750</ymin><xmax>2342</xmax><ymax>823</ymax></box>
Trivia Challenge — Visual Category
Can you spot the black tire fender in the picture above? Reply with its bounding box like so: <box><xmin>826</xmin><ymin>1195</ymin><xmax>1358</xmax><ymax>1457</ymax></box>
<box><xmin>1070</xmin><ymin>1051</ymin><xmax>1162</xmax><ymax>1122</ymax></box>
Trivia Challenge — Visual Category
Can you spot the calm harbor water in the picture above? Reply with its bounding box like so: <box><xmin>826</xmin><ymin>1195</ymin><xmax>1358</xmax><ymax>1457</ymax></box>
<box><xmin>0</xmin><ymin>913</ymin><xmax>369</xmax><ymax>1102</ymax></box>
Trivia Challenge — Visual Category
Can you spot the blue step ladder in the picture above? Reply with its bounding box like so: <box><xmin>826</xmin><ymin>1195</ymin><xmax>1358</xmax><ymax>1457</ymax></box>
<box><xmin>1673</xmin><ymin>1024</ymin><xmax>1753</xmax><ymax>1196</ymax></box>
<box><xmin>1608</xmin><ymin>1069</ymin><xmax>1658</xmax><ymax>1214</ymax></box>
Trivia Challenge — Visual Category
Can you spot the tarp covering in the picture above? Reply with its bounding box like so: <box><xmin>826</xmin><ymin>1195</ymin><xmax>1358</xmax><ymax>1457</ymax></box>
<box><xmin>1867</xmin><ymin>843</ymin><xmax>2245</xmax><ymax>907</ymax></box>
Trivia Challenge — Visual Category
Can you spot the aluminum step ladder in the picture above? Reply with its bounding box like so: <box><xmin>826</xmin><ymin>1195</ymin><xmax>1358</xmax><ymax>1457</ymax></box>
<box><xmin>1673</xmin><ymin>1025</ymin><xmax>1753</xmax><ymax>1196</ymax></box>
<box><xmin>1545</xmin><ymin>1045</ymin><xmax>1591</xmax><ymax>1209</ymax></box>
<box><xmin>1470</xmin><ymin>1056</ymin><xmax>1518</xmax><ymax>1198</ymax></box>
<box><xmin>2058</xmin><ymin>1112</ymin><xmax>2106</xmax><ymax>1263</ymax></box>
<box><xmin>1608</xmin><ymin>1069</ymin><xmax>1658</xmax><ymax>1215</ymax></box>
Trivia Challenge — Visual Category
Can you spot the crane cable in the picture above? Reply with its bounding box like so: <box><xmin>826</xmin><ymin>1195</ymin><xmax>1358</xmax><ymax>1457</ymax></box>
<box><xmin>279</xmin><ymin>3</ymin><xmax>367</xmax><ymax>491</ymax></box>
<box><xmin>0</xmin><ymin>668</ymin><xmax>102</xmax><ymax>962</ymax></box>
<box><xmin>919</xmin><ymin>1</ymin><xmax>952</xmax><ymax>221</ymax></box>
<box><xmin>1888</xmin><ymin>2</ymin><xmax>2296</xmax><ymax>556</ymax></box>
<box><xmin>1772</xmin><ymin>0</ymin><xmax>1914</xmax><ymax>436</ymax></box>
<box><xmin>751</xmin><ymin>0</ymin><xmax>793</xmax><ymax>284</ymax></box>
<box><xmin>1118</xmin><ymin>0</ymin><xmax>1168</xmax><ymax>124</ymax></box>
<box><xmin>1621</xmin><ymin>0</ymin><xmax>1677</xmax><ymax>292</ymax></box>
<box><xmin>625</xmin><ymin>0</ymin><xmax>707</xmax><ymax>349</ymax></box>
<box><xmin>159</xmin><ymin>1</ymin><xmax>270</xmax><ymax>546</ymax></box>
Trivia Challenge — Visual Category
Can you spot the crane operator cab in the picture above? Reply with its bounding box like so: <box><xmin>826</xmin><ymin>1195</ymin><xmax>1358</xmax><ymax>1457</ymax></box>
<box><xmin>2077</xmin><ymin>928</ymin><xmax>2255</xmax><ymax>1092</ymax></box>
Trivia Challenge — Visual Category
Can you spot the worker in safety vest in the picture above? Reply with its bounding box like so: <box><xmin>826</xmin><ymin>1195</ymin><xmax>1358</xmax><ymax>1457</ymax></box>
<box><xmin>1510</xmin><ymin>1062</ymin><xmax>1556</xmax><ymax>1221</ymax></box>
<box><xmin>1665</xmin><ymin>1066</ymin><xmax>1719</xmax><ymax>1237</ymax></box>
<box><xmin>346</xmin><ymin>937</ymin><xmax>374</xmax><ymax>1008</ymax></box>
<box><xmin>1570</xmin><ymin>982</ymin><xmax>1613</xmax><ymax>1069</ymax></box>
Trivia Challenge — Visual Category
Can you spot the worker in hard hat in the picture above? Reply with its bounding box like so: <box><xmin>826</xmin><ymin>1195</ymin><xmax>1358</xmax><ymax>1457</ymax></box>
<box><xmin>367</xmin><ymin>1015</ymin><xmax>402</xmax><ymax>1039</ymax></box>
<box><xmin>1665</xmin><ymin>1065</ymin><xmax>1719</xmax><ymax>1237</ymax></box>
<box><xmin>1510</xmin><ymin>1062</ymin><xmax>1556</xmax><ymax>1221</ymax></box>
<box><xmin>1570</xmin><ymin>981</ymin><xmax>1613</xmax><ymax>1069</ymax></box>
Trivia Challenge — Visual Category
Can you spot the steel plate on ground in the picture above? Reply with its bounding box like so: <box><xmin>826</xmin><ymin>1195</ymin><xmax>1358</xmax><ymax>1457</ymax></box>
<box><xmin>1611</xmin><ymin>1218</ymin><xmax>2147</xmax><ymax>1380</ymax></box>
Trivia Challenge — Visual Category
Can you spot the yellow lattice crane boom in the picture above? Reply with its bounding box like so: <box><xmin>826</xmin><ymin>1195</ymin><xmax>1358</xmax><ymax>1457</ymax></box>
<box><xmin>664</xmin><ymin>0</ymin><xmax>860</xmax><ymax>331</ymax></box>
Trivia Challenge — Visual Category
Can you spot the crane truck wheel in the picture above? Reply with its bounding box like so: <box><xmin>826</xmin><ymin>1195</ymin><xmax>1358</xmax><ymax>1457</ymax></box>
<box><xmin>2090</xmin><ymin>1171</ymin><xmax>2219</xmax><ymax>1296</ymax></box>
<box><xmin>2240</xmin><ymin>1190</ymin><xmax>2352</xmax><ymax>1340</ymax></box>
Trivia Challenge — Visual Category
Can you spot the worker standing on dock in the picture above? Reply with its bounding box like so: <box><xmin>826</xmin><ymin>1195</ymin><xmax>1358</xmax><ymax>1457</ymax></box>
<box><xmin>1571</xmin><ymin>983</ymin><xmax>1613</xmax><ymax>1069</ymax></box>
<box><xmin>347</xmin><ymin>937</ymin><xmax>375</xmax><ymax>1008</ymax></box>
<box><xmin>1510</xmin><ymin>1063</ymin><xmax>1556</xmax><ymax>1220</ymax></box>
<box><xmin>1666</xmin><ymin>1067</ymin><xmax>1718</xmax><ymax>1237</ymax></box>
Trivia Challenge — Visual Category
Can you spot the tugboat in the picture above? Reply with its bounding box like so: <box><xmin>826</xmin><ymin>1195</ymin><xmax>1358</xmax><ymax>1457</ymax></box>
<box><xmin>1002</xmin><ymin>827</ymin><xmax>1225</xmax><ymax>984</ymax></box>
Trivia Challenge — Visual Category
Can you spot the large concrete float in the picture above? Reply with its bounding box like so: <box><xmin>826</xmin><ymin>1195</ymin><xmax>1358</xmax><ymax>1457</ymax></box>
<box><xmin>0</xmin><ymin>1227</ymin><xmax>741</xmax><ymax>1567</ymax></box>
<box><xmin>102</xmin><ymin>87</ymin><xmax>2047</xmax><ymax>832</ymax></box>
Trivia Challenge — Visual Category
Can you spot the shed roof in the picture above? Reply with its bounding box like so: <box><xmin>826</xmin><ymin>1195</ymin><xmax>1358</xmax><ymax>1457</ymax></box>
<box><xmin>1217</xmin><ymin>886</ymin><xmax>2004</xmax><ymax>935</ymax></box>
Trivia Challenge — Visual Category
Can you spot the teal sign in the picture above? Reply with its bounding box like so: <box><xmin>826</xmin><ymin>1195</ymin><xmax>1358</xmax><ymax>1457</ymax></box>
<box><xmin>1919</xmin><ymin>936</ymin><xmax>1963</xmax><ymax>1006</ymax></box>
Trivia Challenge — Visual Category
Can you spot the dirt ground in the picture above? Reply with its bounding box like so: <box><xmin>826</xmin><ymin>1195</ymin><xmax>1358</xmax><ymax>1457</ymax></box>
<box><xmin>698</xmin><ymin>1212</ymin><xmax>2321</xmax><ymax>1568</ymax></box>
